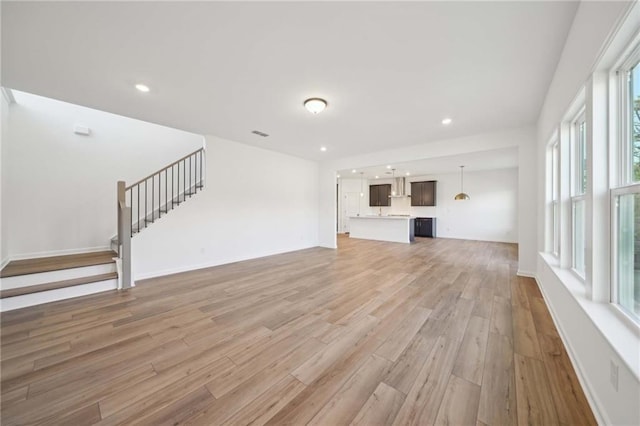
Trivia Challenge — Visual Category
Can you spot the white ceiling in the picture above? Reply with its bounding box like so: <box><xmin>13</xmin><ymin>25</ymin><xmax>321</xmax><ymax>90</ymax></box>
<box><xmin>2</xmin><ymin>1</ymin><xmax>577</xmax><ymax>161</ymax></box>
<box><xmin>337</xmin><ymin>146</ymin><xmax>519</xmax><ymax>179</ymax></box>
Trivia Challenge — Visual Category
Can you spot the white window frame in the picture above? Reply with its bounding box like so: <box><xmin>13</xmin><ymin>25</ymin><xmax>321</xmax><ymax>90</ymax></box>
<box><xmin>570</xmin><ymin>110</ymin><xmax>587</xmax><ymax>279</ymax></box>
<box><xmin>611</xmin><ymin>184</ymin><xmax>640</xmax><ymax>324</ymax></box>
<box><xmin>548</xmin><ymin>140</ymin><xmax>560</xmax><ymax>257</ymax></box>
<box><xmin>611</xmin><ymin>44</ymin><xmax>640</xmax><ymax>323</ymax></box>
<box><xmin>618</xmin><ymin>45</ymin><xmax>640</xmax><ymax>185</ymax></box>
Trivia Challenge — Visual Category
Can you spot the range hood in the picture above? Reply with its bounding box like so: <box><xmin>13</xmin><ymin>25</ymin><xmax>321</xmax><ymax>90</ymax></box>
<box><xmin>390</xmin><ymin>177</ymin><xmax>410</xmax><ymax>198</ymax></box>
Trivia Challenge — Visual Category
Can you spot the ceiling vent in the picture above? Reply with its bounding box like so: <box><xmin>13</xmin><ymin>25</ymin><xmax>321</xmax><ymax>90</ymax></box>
<box><xmin>251</xmin><ymin>130</ymin><xmax>269</xmax><ymax>137</ymax></box>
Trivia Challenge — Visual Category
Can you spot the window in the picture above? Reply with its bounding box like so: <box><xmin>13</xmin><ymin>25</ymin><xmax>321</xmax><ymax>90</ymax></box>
<box><xmin>571</xmin><ymin>113</ymin><xmax>586</xmax><ymax>277</ymax></box>
<box><xmin>549</xmin><ymin>141</ymin><xmax>559</xmax><ymax>256</ymax></box>
<box><xmin>612</xmin><ymin>50</ymin><xmax>640</xmax><ymax>322</ymax></box>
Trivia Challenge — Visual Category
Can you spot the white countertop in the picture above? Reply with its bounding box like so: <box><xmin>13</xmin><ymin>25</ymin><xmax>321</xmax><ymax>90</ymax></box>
<box><xmin>350</xmin><ymin>215</ymin><xmax>415</xmax><ymax>220</ymax></box>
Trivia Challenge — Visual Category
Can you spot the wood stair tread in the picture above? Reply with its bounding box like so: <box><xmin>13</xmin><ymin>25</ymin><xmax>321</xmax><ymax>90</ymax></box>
<box><xmin>0</xmin><ymin>251</ymin><xmax>117</xmax><ymax>278</ymax></box>
<box><xmin>0</xmin><ymin>272</ymin><xmax>118</xmax><ymax>299</ymax></box>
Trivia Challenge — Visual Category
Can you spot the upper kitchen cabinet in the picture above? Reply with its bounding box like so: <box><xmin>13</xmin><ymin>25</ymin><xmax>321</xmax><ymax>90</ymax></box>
<box><xmin>369</xmin><ymin>184</ymin><xmax>391</xmax><ymax>207</ymax></box>
<box><xmin>410</xmin><ymin>181</ymin><xmax>437</xmax><ymax>206</ymax></box>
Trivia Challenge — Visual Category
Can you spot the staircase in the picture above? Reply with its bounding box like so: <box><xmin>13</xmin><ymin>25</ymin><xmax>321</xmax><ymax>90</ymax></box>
<box><xmin>0</xmin><ymin>251</ymin><xmax>118</xmax><ymax>311</ymax></box>
<box><xmin>1</xmin><ymin>147</ymin><xmax>205</xmax><ymax>312</ymax></box>
<box><xmin>110</xmin><ymin>180</ymin><xmax>204</xmax><ymax>251</ymax></box>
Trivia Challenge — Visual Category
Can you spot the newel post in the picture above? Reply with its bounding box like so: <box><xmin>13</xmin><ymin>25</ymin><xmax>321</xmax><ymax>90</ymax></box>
<box><xmin>117</xmin><ymin>181</ymin><xmax>132</xmax><ymax>289</ymax></box>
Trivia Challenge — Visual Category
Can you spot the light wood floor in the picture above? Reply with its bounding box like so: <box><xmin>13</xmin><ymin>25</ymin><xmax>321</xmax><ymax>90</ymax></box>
<box><xmin>0</xmin><ymin>235</ymin><xmax>595</xmax><ymax>425</ymax></box>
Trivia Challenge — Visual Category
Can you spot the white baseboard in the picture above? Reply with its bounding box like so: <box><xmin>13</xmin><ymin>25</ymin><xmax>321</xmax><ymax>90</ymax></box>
<box><xmin>533</xmin><ymin>276</ymin><xmax>609</xmax><ymax>426</ymax></box>
<box><xmin>516</xmin><ymin>269</ymin><xmax>536</xmax><ymax>278</ymax></box>
<box><xmin>6</xmin><ymin>246</ymin><xmax>112</xmax><ymax>262</ymax></box>
<box><xmin>134</xmin><ymin>244</ymin><xmax>319</xmax><ymax>282</ymax></box>
<box><xmin>1</xmin><ymin>257</ymin><xmax>9</xmax><ymax>270</ymax></box>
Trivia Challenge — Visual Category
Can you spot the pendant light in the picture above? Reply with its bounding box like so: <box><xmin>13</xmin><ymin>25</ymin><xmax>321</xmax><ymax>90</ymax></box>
<box><xmin>454</xmin><ymin>165</ymin><xmax>470</xmax><ymax>200</ymax></box>
<box><xmin>358</xmin><ymin>172</ymin><xmax>364</xmax><ymax>216</ymax></box>
<box><xmin>391</xmin><ymin>169</ymin><xmax>396</xmax><ymax>196</ymax></box>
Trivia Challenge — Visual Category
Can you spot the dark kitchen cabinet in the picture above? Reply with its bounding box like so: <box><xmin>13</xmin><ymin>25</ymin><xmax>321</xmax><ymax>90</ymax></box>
<box><xmin>369</xmin><ymin>184</ymin><xmax>391</xmax><ymax>207</ymax></box>
<box><xmin>410</xmin><ymin>181</ymin><xmax>437</xmax><ymax>206</ymax></box>
<box><xmin>415</xmin><ymin>217</ymin><xmax>436</xmax><ymax>238</ymax></box>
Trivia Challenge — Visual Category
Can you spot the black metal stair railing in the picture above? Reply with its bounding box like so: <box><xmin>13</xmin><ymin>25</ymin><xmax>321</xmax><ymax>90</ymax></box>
<box><xmin>125</xmin><ymin>148</ymin><xmax>205</xmax><ymax>235</ymax></box>
<box><xmin>116</xmin><ymin>148</ymin><xmax>205</xmax><ymax>289</ymax></box>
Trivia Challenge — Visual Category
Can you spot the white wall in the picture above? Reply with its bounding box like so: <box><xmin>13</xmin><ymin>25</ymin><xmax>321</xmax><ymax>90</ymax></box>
<box><xmin>407</xmin><ymin>168</ymin><xmax>517</xmax><ymax>243</ymax></box>
<box><xmin>538</xmin><ymin>257</ymin><xmax>640</xmax><ymax>426</ymax></box>
<box><xmin>518</xmin><ymin>132</ymin><xmax>537</xmax><ymax>276</ymax></box>
<box><xmin>1</xmin><ymin>92</ymin><xmax>9</xmax><ymax>265</ymax></box>
<box><xmin>131</xmin><ymin>135</ymin><xmax>319</xmax><ymax>279</ymax></box>
<box><xmin>321</xmin><ymin>127</ymin><xmax>535</xmax><ymax>267</ymax></box>
<box><xmin>2</xmin><ymin>91</ymin><xmax>203</xmax><ymax>261</ymax></box>
<box><xmin>339</xmin><ymin>169</ymin><xmax>518</xmax><ymax>243</ymax></box>
<box><xmin>534</xmin><ymin>2</ymin><xmax>639</xmax><ymax>425</ymax></box>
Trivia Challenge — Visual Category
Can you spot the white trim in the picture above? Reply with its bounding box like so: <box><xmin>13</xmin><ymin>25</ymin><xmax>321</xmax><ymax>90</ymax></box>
<box><xmin>516</xmin><ymin>269</ymin><xmax>536</xmax><ymax>278</ymax></box>
<box><xmin>610</xmin><ymin>184</ymin><xmax>640</xmax><ymax>322</ymax></box>
<box><xmin>615</xmin><ymin>46</ymin><xmax>640</xmax><ymax>186</ymax></box>
<box><xmin>611</xmin><ymin>182</ymin><xmax>640</xmax><ymax>197</ymax></box>
<box><xmin>590</xmin><ymin>1</ymin><xmax>638</xmax><ymax>74</ymax></box>
<box><xmin>540</xmin><ymin>252</ymin><xmax>640</xmax><ymax>380</ymax></box>
<box><xmin>562</xmin><ymin>89</ymin><xmax>586</xmax><ymax>125</ymax></box>
<box><xmin>6</xmin><ymin>245</ymin><xmax>112</xmax><ymax>262</ymax></box>
<box><xmin>534</xmin><ymin>274</ymin><xmax>609</xmax><ymax>426</ymax></box>
<box><xmin>1</xmin><ymin>87</ymin><xmax>15</xmax><ymax>104</ymax></box>
<box><xmin>133</xmin><ymin>244</ymin><xmax>321</xmax><ymax>281</ymax></box>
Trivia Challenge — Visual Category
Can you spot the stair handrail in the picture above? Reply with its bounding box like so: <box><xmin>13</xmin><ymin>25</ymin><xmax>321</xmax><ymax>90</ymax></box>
<box><xmin>126</xmin><ymin>148</ymin><xmax>204</xmax><ymax>190</ymax></box>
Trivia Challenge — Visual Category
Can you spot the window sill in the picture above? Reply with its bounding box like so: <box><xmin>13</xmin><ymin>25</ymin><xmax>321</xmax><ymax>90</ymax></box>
<box><xmin>540</xmin><ymin>252</ymin><xmax>640</xmax><ymax>381</ymax></box>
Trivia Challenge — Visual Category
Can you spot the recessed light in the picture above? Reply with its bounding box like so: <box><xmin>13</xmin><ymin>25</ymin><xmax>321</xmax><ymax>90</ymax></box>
<box><xmin>337</xmin><ymin>174</ymin><xmax>341</xmax><ymax>178</ymax></box>
<box><xmin>135</xmin><ymin>84</ymin><xmax>150</xmax><ymax>93</ymax></box>
<box><xmin>375</xmin><ymin>176</ymin><xmax>379</xmax><ymax>179</ymax></box>
<box><xmin>406</xmin><ymin>172</ymin><xmax>410</xmax><ymax>176</ymax></box>
<box><xmin>352</xmin><ymin>169</ymin><xmax>357</xmax><ymax>173</ymax></box>
<box><xmin>320</xmin><ymin>146</ymin><xmax>327</xmax><ymax>152</ymax></box>
<box><xmin>304</xmin><ymin>98</ymin><xmax>327</xmax><ymax>114</ymax></box>
<box><xmin>442</xmin><ymin>117</ymin><xmax>452</xmax><ymax>125</ymax></box>
<box><xmin>386</xmin><ymin>165</ymin><xmax>391</xmax><ymax>169</ymax></box>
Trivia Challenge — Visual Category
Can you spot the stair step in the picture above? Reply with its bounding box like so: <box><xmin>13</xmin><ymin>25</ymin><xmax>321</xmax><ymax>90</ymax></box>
<box><xmin>0</xmin><ymin>251</ymin><xmax>117</xmax><ymax>278</ymax></box>
<box><xmin>0</xmin><ymin>272</ymin><xmax>118</xmax><ymax>299</ymax></box>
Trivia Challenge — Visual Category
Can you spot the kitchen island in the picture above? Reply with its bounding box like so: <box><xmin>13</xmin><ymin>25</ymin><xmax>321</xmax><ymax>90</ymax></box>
<box><xmin>349</xmin><ymin>216</ymin><xmax>415</xmax><ymax>244</ymax></box>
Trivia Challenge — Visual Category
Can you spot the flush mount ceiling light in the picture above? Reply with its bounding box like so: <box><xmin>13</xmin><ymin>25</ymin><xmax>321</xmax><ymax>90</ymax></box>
<box><xmin>442</xmin><ymin>117</ymin><xmax>452</xmax><ymax>125</ymax></box>
<box><xmin>135</xmin><ymin>84</ymin><xmax>150</xmax><ymax>93</ymax></box>
<box><xmin>454</xmin><ymin>165</ymin><xmax>470</xmax><ymax>200</ymax></box>
<box><xmin>304</xmin><ymin>98</ymin><xmax>327</xmax><ymax>114</ymax></box>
